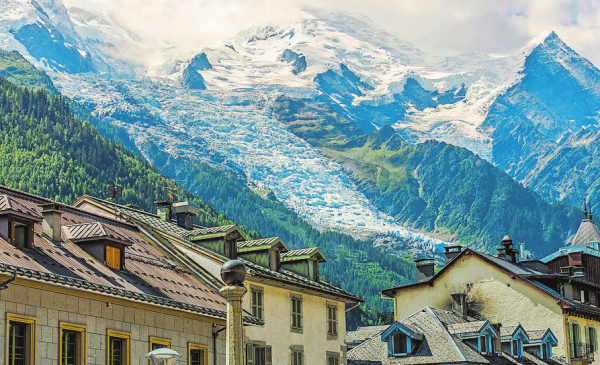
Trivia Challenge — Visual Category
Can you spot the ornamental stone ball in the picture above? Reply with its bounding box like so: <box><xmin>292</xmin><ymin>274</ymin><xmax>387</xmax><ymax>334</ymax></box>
<box><xmin>220</xmin><ymin>260</ymin><xmax>247</xmax><ymax>285</ymax></box>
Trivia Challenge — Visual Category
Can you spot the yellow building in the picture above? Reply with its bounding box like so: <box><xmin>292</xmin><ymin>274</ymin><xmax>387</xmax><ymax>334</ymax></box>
<box><xmin>74</xmin><ymin>195</ymin><xmax>362</xmax><ymax>365</ymax></box>
<box><xmin>381</xmin><ymin>235</ymin><xmax>600</xmax><ymax>365</ymax></box>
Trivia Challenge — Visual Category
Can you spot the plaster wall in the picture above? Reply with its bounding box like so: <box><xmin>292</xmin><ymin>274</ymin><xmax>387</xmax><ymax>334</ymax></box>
<box><xmin>565</xmin><ymin>315</ymin><xmax>600</xmax><ymax>365</ymax></box>
<box><xmin>243</xmin><ymin>281</ymin><xmax>346</xmax><ymax>365</ymax></box>
<box><xmin>393</xmin><ymin>255</ymin><xmax>566</xmax><ymax>360</ymax></box>
<box><xmin>0</xmin><ymin>283</ymin><xmax>222</xmax><ymax>365</ymax></box>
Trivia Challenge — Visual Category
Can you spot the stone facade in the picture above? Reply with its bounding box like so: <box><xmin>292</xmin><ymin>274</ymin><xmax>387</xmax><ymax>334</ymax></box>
<box><xmin>0</xmin><ymin>283</ymin><xmax>221</xmax><ymax>365</ymax></box>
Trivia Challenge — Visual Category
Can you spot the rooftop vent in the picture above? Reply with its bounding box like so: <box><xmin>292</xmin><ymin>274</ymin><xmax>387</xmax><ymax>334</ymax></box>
<box><xmin>415</xmin><ymin>258</ymin><xmax>435</xmax><ymax>282</ymax></box>
<box><xmin>444</xmin><ymin>245</ymin><xmax>463</xmax><ymax>265</ymax></box>
<box><xmin>497</xmin><ymin>235</ymin><xmax>519</xmax><ymax>264</ymax></box>
<box><xmin>172</xmin><ymin>202</ymin><xmax>199</xmax><ymax>230</ymax></box>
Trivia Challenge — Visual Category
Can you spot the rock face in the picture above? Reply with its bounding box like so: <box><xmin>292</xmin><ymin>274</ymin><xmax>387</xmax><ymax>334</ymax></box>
<box><xmin>189</xmin><ymin>53</ymin><xmax>212</xmax><ymax>71</ymax></box>
<box><xmin>280</xmin><ymin>49</ymin><xmax>307</xmax><ymax>75</ymax></box>
<box><xmin>181</xmin><ymin>66</ymin><xmax>206</xmax><ymax>90</ymax></box>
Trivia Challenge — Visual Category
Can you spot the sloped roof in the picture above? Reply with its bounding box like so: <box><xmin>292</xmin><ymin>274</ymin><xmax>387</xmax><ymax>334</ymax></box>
<box><xmin>0</xmin><ymin>194</ymin><xmax>43</xmax><ymax>219</ymax></box>
<box><xmin>571</xmin><ymin>218</ymin><xmax>600</xmax><ymax>246</ymax></box>
<box><xmin>237</xmin><ymin>237</ymin><xmax>288</xmax><ymax>253</ymax></box>
<box><xmin>447</xmin><ymin>321</ymin><xmax>488</xmax><ymax>337</ymax></box>
<box><xmin>181</xmin><ymin>225</ymin><xmax>240</xmax><ymax>239</ymax></box>
<box><xmin>500</xmin><ymin>325</ymin><xmax>529</xmax><ymax>342</ymax></box>
<box><xmin>75</xmin><ymin>195</ymin><xmax>361</xmax><ymax>303</ymax></box>
<box><xmin>0</xmin><ymin>186</ymin><xmax>261</xmax><ymax>325</ymax></box>
<box><xmin>280</xmin><ymin>247</ymin><xmax>326</xmax><ymax>262</ymax></box>
<box><xmin>64</xmin><ymin>222</ymin><xmax>135</xmax><ymax>246</ymax></box>
<box><xmin>347</xmin><ymin>326</ymin><xmax>388</xmax><ymax>344</ymax></box>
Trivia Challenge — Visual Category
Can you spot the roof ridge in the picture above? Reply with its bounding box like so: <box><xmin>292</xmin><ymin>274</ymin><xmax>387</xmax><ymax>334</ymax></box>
<box><xmin>425</xmin><ymin>307</ymin><xmax>468</xmax><ymax>362</ymax></box>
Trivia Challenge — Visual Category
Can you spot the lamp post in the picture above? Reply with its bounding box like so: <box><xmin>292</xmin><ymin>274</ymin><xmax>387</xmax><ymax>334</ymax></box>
<box><xmin>220</xmin><ymin>260</ymin><xmax>247</xmax><ymax>365</ymax></box>
<box><xmin>147</xmin><ymin>348</ymin><xmax>181</xmax><ymax>365</ymax></box>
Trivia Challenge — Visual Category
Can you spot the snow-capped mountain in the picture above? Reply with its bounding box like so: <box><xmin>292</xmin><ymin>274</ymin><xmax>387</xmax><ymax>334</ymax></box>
<box><xmin>0</xmin><ymin>0</ymin><xmax>596</xmax><ymax>252</ymax></box>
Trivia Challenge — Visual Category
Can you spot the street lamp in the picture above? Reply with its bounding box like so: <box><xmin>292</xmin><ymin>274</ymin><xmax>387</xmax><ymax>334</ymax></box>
<box><xmin>147</xmin><ymin>348</ymin><xmax>181</xmax><ymax>365</ymax></box>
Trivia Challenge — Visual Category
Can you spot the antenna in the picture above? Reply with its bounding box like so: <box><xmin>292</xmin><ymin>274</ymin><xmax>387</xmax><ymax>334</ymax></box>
<box><xmin>590</xmin><ymin>202</ymin><xmax>594</xmax><ymax>221</ymax></box>
<box><xmin>584</xmin><ymin>199</ymin><xmax>589</xmax><ymax>219</ymax></box>
<box><xmin>160</xmin><ymin>178</ymin><xmax>184</xmax><ymax>203</ymax></box>
<box><xmin>107</xmin><ymin>185</ymin><xmax>123</xmax><ymax>205</ymax></box>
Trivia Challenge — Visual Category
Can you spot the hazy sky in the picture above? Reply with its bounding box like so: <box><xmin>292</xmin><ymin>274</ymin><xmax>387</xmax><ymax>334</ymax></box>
<box><xmin>64</xmin><ymin>0</ymin><xmax>600</xmax><ymax>66</ymax></box>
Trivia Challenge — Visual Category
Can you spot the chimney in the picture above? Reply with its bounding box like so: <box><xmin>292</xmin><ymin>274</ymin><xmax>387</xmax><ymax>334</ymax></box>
<box><xmin>497</xmin><ymin>235</ymin><xmax>519</xmax><ymax>263</ymax></box>
<box><xmin>519</xmin><ymin>242</ymin><xmax>526</xmax><ymax>259</ymax></box>
<box><xmin>171</xmin><ymin>202</ymin><xmax>199</xmax><ymax>230</ymax></box>
<box><xmin>444</xmin><ymin>245</ymin><xmax>463</xmax><ymax>265</ymax></box>
<box><xmin>155</xmin><ymin>201</ymin><xmax>173</xmax><ymax>221</ymax></box>
<box><xmin>415</xmin><ymin>258</ymin><xmax>435</xmax><ymax>281</ymax></box>
<box><xmin>40</xmin><ymin>203</ymin><xmax>63</xmax><ymax>244</ymax></box>
<box><xmin>491</xmin><ymin>323</ymin><xmax>502</xmax><ymax>354</ymax></box>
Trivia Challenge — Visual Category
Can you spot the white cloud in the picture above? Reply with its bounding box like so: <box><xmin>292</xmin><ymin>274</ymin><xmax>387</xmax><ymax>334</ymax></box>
<box><xmin>63</xmin><ymin>0</ymin><xmax>600</xmax><ymax>67</ymax></box>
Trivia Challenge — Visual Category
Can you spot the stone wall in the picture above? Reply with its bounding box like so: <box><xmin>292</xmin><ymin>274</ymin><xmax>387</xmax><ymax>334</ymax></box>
<box><xmin>0</xmin><ymin>282</ymin><xmax>223</xmax><ymax>365</ymax></box>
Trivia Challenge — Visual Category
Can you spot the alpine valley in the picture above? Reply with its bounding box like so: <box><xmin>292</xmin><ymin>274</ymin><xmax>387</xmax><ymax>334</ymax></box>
<box><xmin>0</xmin><ymin>0</ymin><xmax>597</xmax><ymax>309</ymax></box>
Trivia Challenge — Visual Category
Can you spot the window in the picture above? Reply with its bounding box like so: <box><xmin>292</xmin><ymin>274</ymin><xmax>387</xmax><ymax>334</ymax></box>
<box><xmin>6</xmin><ymin>313</ymin><xmax>37</xmax><ymax>365</ymax></box>
<box><xmin>8</xmin><ymin>220</ymin><xmax>33</xmax><ymax>248</ymax></box>
<box><xmin>570</xmin><ymin>323</ymin><xmax>582</xmax><ymax>358</ymax></box>
<box><xmin>251</xmin><ymin>288</ymin><xmax>264</xmax><ymax>320</ymax></box>
<box><xmin>541</xmin><ymin>343</ymin><xmax>550</xmax><ymax>359</ymax></box>
<box><xmin>188</xmin><ymin>343</ymin><xmax>208</xmax><ymax>365</ymax></box>
<box><xmin>587</xmin><ymin>326</ymin><xmax>597</xmax><ymax>353</ymax></box>
<box><xmin>327</xmin><ymin>305</ymin><xmax>338</xmax><ymax>336</ymax></box>
<box><xmin>149</xmin><ymin>336</ymin><xmax>172</xmax><ymax>352</ymax></box>
<box><xmin>59</xmin><ymin>323</ymin><xmax>87</xmax><ymax>365</ymax></box>
<box><xmin>480</xmin><ymin>336</ymin><xmax>487</xmax><ymax>353</ymax></box>
<box><xmin>291</xmin><ymin>296</ymin><xmax>303</xmax><ymax>332</ymax></box>
<box><xmin>106</xmin><ymin>246</ymin><xmax>122</xmax><ymax>270</ymax></box>
<box><xmin>392</xmin><ymin>334</ymin><xmax>408</xmax><ymax>355</ymax></box>
<box><xmin>512</xmin><ymin>339</ymin><xmax>523</xmax><ymax>357</ymax></box>
<box><xmin>291</xmin><ymin>350</ymin><xmax>303</xmax><ymax>365</ymax></box>
<box><xmin>327</xmin><ymin>353</ymin><xmax>340</xmax><ymax>365</ymax></box>
<box><xmin>225</xmin><ymin>239</ymin><xmax>237</xmax><ymax>259</ymax></box>
<box><xmin>107</xmin><ymin>329</ymin><xmax>131</xmax><ymax>365</ymax></box>
<box><xmin>581</xmin><ymin>289</ymin><xmax>589</xmax><ymax>303</ymax></box>
<box><xmin>246</xmin><ymin>344</ymin><xmax>271</xmax><ymax>365</ymax></box>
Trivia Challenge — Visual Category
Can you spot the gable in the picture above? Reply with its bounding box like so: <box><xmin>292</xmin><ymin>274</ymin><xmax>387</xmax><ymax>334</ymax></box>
<box><xmin>381</xmin><ymin>321</ymin><xmax>424</xmax><ymax>342</ymax></box>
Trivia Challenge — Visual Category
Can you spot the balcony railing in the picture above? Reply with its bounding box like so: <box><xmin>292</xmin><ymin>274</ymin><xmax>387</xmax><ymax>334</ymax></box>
<box><xmin>570</xmin><ymin>343</ymin><xmax>595</xmax><ymax>360</ymax></box>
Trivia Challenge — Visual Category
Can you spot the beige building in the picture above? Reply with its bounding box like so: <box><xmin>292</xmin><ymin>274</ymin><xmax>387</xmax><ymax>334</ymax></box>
<box><xmin>381</xmin><ymin>233</ymin><xmax>600</xmax><ymax>365</ymax></box>
<box><xmin>74</xmin><ymin>195</ymin><xmax>363</xmax><ymax>365</ymax></box>
<box><xmin>0</xmin><ymin>186</ymin><xmax>262</xmax><ymax>365</ymax></box>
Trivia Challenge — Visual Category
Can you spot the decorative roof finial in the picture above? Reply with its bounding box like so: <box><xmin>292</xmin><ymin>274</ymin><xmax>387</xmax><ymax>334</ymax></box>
<box><xmin>590</xmin><ymin>202</ymin><xmax>593</xmax><ymax>221</ymax></box>
<box><xmin>584</xmin><ymin>199</ymin><xmax>589</xmax><ymax>219</ymax></box>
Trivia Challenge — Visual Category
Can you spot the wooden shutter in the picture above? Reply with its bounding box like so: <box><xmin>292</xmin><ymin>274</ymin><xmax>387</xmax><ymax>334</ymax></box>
<box><xmin>246</xmin><ymin>344</ymin><xmax>254</xmax><ymax>365</ymax></box>
<box><xmin>114</xmin><ymin>247</ymin><xmax>121</xmax><ymax>269</ymax></box>
<box><xmin>106</xmin><ymin>246</ymin><xmax>113</xmax><ymax>268</ymax></box>
<box><xmin>569</xmin><ymin>322</ymin><xmax>574</xmax><ymax>358</ymax></box>
<box><xmin>586</xmin><ymin>327</ymin><xmax>591</xmax><ymax>352</ymax></box>
<box><xmin>265</xmin><ymin>346</ymin><xmax>272</xmax><ymax>365</ymax></box>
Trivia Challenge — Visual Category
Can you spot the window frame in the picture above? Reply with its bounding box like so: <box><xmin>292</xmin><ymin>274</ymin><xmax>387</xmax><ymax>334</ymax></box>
<box><xmin>251</xmin><ymin>287</ymin><xmax>264</xmax><ymax>321</ymax></box>
<box><xmin>391</xmin><ymin>333</ymin><xmax>409</xmax><ymax>356</ymax></box>
<box><xmin>188</xmin><ymin>343</ymin><xmax>209</xmax><ymax>365</ymax></box>
<box><xmin>149</xmin><ymin>336</ymin><xmax>172</xmax><ymax>352</ymax></box>
<box><xmin>106</xmin><ymin>329</ymin><xmax>132</xmax><ymax>365</ymax></box>
<box><xmin>6</xmin><ymin>313</ymin><xmax>37</xmax><ymax>365</ymax></box>
<box><xmin>326</xmin><ymin>304</ymin><xmax>338</xmax><ymax>338</ymax></box>
<box><xmin>59</xmin><ymin>322</ymin><xmax>87</xmax><ymax>365</ymax></box>
<box><xmin>290</xmin><ymin>295</ymin><xmax>303</xmax><ymax>333</ymax></box>
<box><xmin>291</xmin><ymin>349</ymin><xmax>304</xmax><ymax>365</ymax></box>
<box><xmin>326</xmin><ymin>352</ymin><xmax>340</xmax><ymax>365</ymax></box>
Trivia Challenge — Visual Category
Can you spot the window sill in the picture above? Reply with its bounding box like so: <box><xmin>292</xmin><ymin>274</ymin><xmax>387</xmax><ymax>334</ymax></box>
<box><xmin>291</xmin><ymin>327</ymin><xmax>303</xmax><ymax>334</ymax></box>
<box><xmin>327</xmin><ymin>334</ymin><xmax>338</xmax><ymax>341</ymax></box>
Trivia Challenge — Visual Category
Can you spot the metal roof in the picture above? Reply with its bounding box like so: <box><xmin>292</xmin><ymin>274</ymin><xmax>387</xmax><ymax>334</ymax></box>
<box><xmin>571</xmin><ymin>218</ymin><xmax>600</xmax><ymax>247</ymax></box>
<box><xmin>280</xmin><ymin>247</ymin><xmax>326</xmax><ymax>262</ymax></box>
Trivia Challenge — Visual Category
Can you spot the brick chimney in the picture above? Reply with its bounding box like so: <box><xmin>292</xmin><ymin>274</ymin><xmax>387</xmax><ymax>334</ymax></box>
<box><xmin>40</xmin><ymin>203</ymin><xmax>63</xmax><ymax>244</ymax></box>
<box><xmin>415</xmin><ymin>258</ymin><xmax>435</xmax><ymax>281</ymax></box>
<box><xmin>444</xmin><ymin>245</ymin><xmax>463</xmax><ymax>265</ymax></box>
<box><xmin>171</xmin><ymin>202</ymin><xmax>199</xmax><ymax>230</ymax></box>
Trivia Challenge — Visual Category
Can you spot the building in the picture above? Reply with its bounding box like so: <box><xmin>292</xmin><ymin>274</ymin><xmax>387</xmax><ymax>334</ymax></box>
<box><xmin>347</xmin><ymin>306</ymin><xmax>561</xmax><ymax>365</ymax></box>
<box><xmin>73</xmin><ymin>194</ymin><xmax>363</xmax><ymax>365</ymax></box>
<box><xmin>381</xmin><ymin>213</ymin><xmax>600</xmax><ymax>365</ymax></box>
<box><xmin>0</xmin><ymin>186</ymin><xmax>263</xmax><ymax>365</ymax></box>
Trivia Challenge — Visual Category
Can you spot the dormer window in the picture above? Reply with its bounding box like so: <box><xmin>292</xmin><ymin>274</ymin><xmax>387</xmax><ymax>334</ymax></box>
<box><xmin>512</xmin><ymin>339</ymin><xmax>523</xmax><ymax>357</ymax></box>
<box><xmin>499</xmin><ymin>324</ymin><xmax>529</xmax><ymax>357</ymax></box>
<box><xmin>479</xmin><ymin>335</ymin><xmax>493</xmax><ymax>354</ymax></box>
<box><xmin>381</xmin><ymin>321</ymin><xmax>424</xmax><ymax>358</ymax></box>
<box><xmin>182</xmin><ymin>225</ymin><xmax>243</xmax><ymax>259</ymax></box>
<box><xmin>448</xmin><ymin>320</ymin><xmax>498</xmax><ymax>355</ymax></box>
<box><xmin>280</xmin><ymin>248</ymin><xmax>326</xmax><ymax>281</ymax></box>
<box><xmin>64</xmin><ymin>222</ymin><xmax>133</xmax><ymax>271</ymax></box>
<box><xmin>0</xmin><ymin>195</ymin><xmax>41</xmax><ymax>249</ymax></box>
<box><xmin>237</xmin><ymin>237</ymin><xmax>288</xmax><ymax>271</ymax></box>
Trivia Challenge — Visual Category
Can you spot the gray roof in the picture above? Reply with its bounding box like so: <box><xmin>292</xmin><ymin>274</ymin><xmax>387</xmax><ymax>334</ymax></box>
<box><xmin>181</xmin><ymin>225</ymin><xmax>238</xmax><ymax>238</ymax></box>
<box><xmin>348</xmin><ymin>307</ymin><xmax>563</xmax><ymax>365</ymax></box>
<box><xmin>571</xmin><ymin>219</ymin><xmax>600</xmax><ymax>246</ymax></box>
<box><xmin>447</xmin><ymin>321</ymin><xmax>487</xmax><ymax>336</ymax></box>
<box><xmin>347</xmin><ymin>326</ymin><xmax>388</xmax><ymax>344</ymax></box>
<box><xmin>238</xmin><ymin>237</ymin><xmax>286</xmax><ymax>251</ymax></box>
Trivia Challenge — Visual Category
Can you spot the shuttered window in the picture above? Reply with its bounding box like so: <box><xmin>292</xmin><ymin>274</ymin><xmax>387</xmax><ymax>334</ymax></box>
<box><xmin>106</xmin><ymin>246</ymin><xmax>121</xmax><ymax>270</ymax></box>
<box><xmin>251</xmin><ymin>289</ymin><xmax>264</xmax><ymax>320</ymax></box>
<box><xmin>246</xmin><ymin>344</ymin><xmax>271</xmax><ymax>365</ymax></box>
<box><xmin>291</xmin><ymin>350</ymin><xmax>303</xmax><ymax>365</ymax></box>
<box><xmin>291</xmin><ymin>296</ymin><xmax>303</xmax><ymax>332</ymax></box>
<box><xmin>327</xmin><ymin>305</ymin><xmax>338</xmax><ymax>336</ymax></box>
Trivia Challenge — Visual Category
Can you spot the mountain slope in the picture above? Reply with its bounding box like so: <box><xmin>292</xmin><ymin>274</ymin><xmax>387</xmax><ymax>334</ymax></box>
<box><xmin>273</xmin><ymin>96</ymin><xmax>580</xmax><ymax>254</ymax></box>
<box><xmin>0</xmin><ymin>54</ymin><xmax>417</xmax><ymax>322</ymax></box>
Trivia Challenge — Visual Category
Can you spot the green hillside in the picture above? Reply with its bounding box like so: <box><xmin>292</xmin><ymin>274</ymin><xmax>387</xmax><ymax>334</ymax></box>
<box><xmin>274</xmin><ymin>96</ymin><xmax>580</xmax><ymax>255</ymax></box>
<box><xmin>0</xmin><ymin>50</ymin><xmax>417</xmax><ymax>327</ymax></box>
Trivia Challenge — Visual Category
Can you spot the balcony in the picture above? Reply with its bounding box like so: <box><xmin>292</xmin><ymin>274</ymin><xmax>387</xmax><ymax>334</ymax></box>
<box><xmin>570</xmin><ymin>343</ymin><xmax>595</xmax><ymax>361</ymax></box>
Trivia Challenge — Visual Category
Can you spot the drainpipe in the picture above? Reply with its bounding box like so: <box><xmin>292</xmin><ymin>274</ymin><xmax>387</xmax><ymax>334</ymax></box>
<box><xmin>213</xmin><ymin>324</ymin><xmax>226</xmax><ymax>365</ymax></box>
